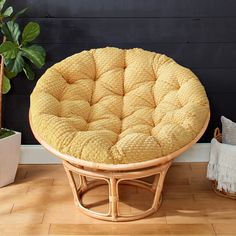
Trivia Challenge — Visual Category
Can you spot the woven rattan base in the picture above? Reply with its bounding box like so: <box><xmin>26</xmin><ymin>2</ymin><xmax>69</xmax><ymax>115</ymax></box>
<box><xmin>63</xmin><ymin>160</ymin><xmax>171</xmax><ymax>222</ymax></box>
<box><xmin>211</xmin><ymin>128</ymin><xmax>236</xmax><ymax>200</ymax></box>
<box><xmin>211</xmin><ymin>180</ymin><xmax>236</xmax><ymax>200</ymax></box>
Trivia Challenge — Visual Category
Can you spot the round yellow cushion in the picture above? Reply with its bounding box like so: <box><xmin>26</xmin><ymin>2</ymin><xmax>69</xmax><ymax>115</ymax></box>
<box><xmin>30</xmin><ymin>47</ymin><xmax>209</xmax><ymax>164</ymax></box>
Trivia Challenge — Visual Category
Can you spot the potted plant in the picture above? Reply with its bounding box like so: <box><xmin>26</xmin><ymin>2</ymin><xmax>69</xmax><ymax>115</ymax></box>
<box><xmin>0</xmin><ymin>0</ymin><xmax>46</xmax><ymax>187</ymax></box>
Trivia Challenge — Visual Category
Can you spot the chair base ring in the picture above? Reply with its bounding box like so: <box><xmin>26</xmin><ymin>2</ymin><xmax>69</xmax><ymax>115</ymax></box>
<box><xmin>63</xmin><ymin>160</ymin><xmax>171</xmax><ymax>222</ymax></box>
<box><xmin>77</xmin><ymin>179</ymin><xmax>163</xmax><ymax>222</ymax></box>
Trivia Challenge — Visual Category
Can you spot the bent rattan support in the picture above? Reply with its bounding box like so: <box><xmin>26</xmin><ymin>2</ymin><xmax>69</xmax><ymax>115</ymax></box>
<box><xmin>63</xmin><ymin>160</ymin><xmax>171</xmax><ymax>222</ymax></box>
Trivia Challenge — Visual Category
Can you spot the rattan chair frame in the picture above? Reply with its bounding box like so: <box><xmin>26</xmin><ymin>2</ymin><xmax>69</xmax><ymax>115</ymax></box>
<box><xmin>29</xmin><ymin>112</ymin><xmax>210</xmax><ymax>221</ymax></box>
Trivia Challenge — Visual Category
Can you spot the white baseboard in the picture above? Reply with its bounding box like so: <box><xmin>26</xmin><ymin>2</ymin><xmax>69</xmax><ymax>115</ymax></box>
<box><xmin>20</xmin><ymin>143</ymin><xmax>210</xmax><ymax>164</ymax></box>
<box><xmin>20</xmin><ymin>145</ymin><xmax>61</xmax><ymax>164</ymax></box>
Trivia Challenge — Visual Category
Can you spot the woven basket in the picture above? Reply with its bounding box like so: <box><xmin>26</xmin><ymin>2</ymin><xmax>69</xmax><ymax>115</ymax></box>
<box><xmin>211</xmin><ymin>128</ymin><xmax>236</xmax><ymax>200</ymax></box>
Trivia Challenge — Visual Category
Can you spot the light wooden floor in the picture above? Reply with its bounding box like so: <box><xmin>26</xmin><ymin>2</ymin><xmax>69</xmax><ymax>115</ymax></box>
<box><xmin>0</xmin><ymin>163</ymin><xmax>236</xmax><ymax>236</ymax></box>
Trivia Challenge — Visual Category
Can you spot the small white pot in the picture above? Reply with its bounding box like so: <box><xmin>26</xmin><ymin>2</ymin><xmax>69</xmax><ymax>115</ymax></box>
<box><xmin>0</xmin><ymin>131</ymin><xmax>21</xmax><ymax>187</ymax></box>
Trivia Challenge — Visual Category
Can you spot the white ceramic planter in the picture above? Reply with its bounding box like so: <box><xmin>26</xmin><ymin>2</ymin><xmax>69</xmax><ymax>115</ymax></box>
<box><xmin>0</xmin><ymin>131</ymin><xmax>21</xmax><ymax>187</ymax></box>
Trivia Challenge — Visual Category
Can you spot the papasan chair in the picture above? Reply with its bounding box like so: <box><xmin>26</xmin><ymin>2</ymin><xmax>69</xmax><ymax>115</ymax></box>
<box><xmin>29</xmin><ymin>47</ymin><xmax>210</xmax><ymax>221</ymax></box>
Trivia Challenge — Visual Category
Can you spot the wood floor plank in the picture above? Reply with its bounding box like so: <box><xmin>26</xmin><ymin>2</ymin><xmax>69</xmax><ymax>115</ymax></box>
<box><xmin>128</xmin><ymin>211</ymin><xmax>167</xmax><ymax>224</ymax></box>
<box><xmin>165</xmin><ymin>177</ymin><xmax>190</xmax><ymax>186</ymax></box>
<box><xmin>163</xmin><ymin>192</ymin><xmax>194</xmax><ymax>200</ymax></box>
<box><xmin>24</xmin><ymin>178</ymin><xmax>54</xmax><ymax>187</ymax></box>
<box><xmin>163</xmin><ymin>183</ymin><xmax>211</xmax><ymax>194</ymax></box>
<box><xmin>190</xmin><ymin>163</ymin><xmax>208</xmax><ymax>170</ymax></box>
<box><xmin>166</xmin><ymin>164</ymin><xmax>192</xmax><ymax>179</ymax></box>
<box><xmin>0</xmin><ymin>224</ymin><xmax>49</xmax><ymax>235</ymax></box>
<box><xmin>0</xmin><ymin>212</ymin><xmax>44</xmax><ymax>224</ymax></box>
<box><xmin>48</xmin><ymin>235</ymin><xmax>131</xmax><ymax>236</ymax></box>
<box><xmin>27</xmin><ymin>185</ymin><xmax>72</xmax><ymax>196</ymax></box>
<box><xmin>24</xmin><ymin>165</ymin><xmax>63</xmax><ymax>179</ymax></box>
<box><xmin>0</xmin><ymin>183</ymin><xmax>29</xmax><ymax>197</ymax></box>
<box><xmin>207</xmin><ymin>210</ymin><xmax>236</xmax><ymax>223</ymax></box>
<box><xmin>15</xmin><ymin>167</ymin><xmax>28</xmax><ymax>181</ymax></box>
<box><xmin>0</xmin><ymin>233</ymin><xmax>20</xmax><ymax>236</ymax></box>
<box><xmin>11</xmin><ymin>185</ymin><xmax>74</xmax><ymax>215</ymax></box>
<box><xmin>0</xmin><ymin>163</ymin><xmax>235</xmax><ymax>235</ymax></box>
<box><xmin>166</xmin><ymin>210</ymin><xmax>209</xmax><ymax>224</ymax></box>
<box><xmin>49</xmin><ymin>224</ymin><xmax>215</xmax><ymax>235</ymax></box>
<box><xmin>12</xmin><ymin>194</ymin><xmax>74</xmax><ymax>214</ymax></box>
<box><xmin>193</xmin><ymin>199</ymin><xmax>236</xmax><ymax>210</ymax></box>
<box><xmin>213</xmin><ymin>223</ymin><xmax>236</xmax><ymax>234</ymax></box>
<box><xmin>216</xmin><ymin>235</ymin><xmax>236</xmax><ymax>236</ymax></box>
<box><xmin>0</xmin><ymin>203</ymin><xmax>13</xmax><ymax>215</ymax></box>
<box><xmin>161</xmin><ymin>199</ymin><xmax>200</xmax><ymax>211</ymax></box>
<box><xmin>193</xmin><ymin>191</ymin><xmax>222</xmax><ymax>200</ymax></box>
<box><xmin>43</xmin><ymin>208</ymin><xmax>105</xmax><ymax>224</ymax></box>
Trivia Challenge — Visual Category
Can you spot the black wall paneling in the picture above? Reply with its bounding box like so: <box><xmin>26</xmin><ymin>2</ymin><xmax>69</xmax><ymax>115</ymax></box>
<box><xmin>19</xmin><ymin>18</ymin><xmax>236</xmax><ymax>44</ymax></box>
<box><xmin>3</xmin><ymin>0</ymin><xmax>236</xmax><ymax>144</ymax></box>
<box><xmin>12</xmin><ymin>0</ymin><xmax>236</xmax><ymax>18</ymax></box>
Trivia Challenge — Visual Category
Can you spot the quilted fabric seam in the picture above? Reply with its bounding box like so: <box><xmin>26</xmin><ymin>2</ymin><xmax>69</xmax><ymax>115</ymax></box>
<box><xmin>114</xmin><ymin>49</ymin><xmax>127</xmax><ymax>163</ymax></box>
<box><xmin>86</xmin><ymin>50</ymin><xmax>97</xmax><ymax>130</ymax></box>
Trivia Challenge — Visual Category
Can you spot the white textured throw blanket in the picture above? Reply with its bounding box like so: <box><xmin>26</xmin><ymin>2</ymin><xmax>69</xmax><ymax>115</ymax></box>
<box><xmin>207</xmin><ymin>138</ymin><xmax>236</xmax><ymax>193</ymax></box>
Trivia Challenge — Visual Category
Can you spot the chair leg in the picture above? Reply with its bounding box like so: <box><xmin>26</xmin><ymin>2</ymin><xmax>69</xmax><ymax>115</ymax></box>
<box><xmin>80</xmin><ymin>175</ymin><xmax>88</xmax><ymax>189</ymax></box>
<box><xmin>63</xmin><ymin>164</ymin><xmax>80</xmax><ymax>206</ymax></box>
<box><xmin>151</xmin><ymin>162</ymin><xmax>171</xmax><ymax>210</ymax></box>
<box><xmin>151</xmin><ymin>174</ymin><xmax>159</xmax><ymax>192</ymax></box>
<box><xmin>109</xmin><ymin>177</ymin><xmax>119</xmax><ymax>221</ymax></box>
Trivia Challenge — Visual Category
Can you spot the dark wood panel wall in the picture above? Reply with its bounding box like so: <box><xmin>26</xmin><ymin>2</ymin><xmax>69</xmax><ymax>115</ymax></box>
<box><xmin>3</xmin><ymin>0</ymin><xmax>236</xmax><ymax>143</ymax></box>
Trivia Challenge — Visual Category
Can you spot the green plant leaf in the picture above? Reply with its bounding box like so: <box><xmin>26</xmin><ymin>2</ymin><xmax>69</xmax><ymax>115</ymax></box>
<box><xmin>0</xmin><ymin>0</ymin><xmax>6</xmax><ymax>11</ymax></box>
<box><xmin>3</xmin><ymin>6</ymin><xmax>13</xmax><ymax>16</ymax></box>
<box><xmin>1</xmin><ymin>21</ymin><xmax>20</xmax><ymax>43</ymax></box>
<box><xmin>22</xmin><ymin>45</ymin><xmax>45</xmax><ymax>68</ymax></box>
<box><xmin>5</xmin><ymin>51</ymin><xmax>24</xmax><ymax>74</ymax></box>
<box><xmin>12</xmin><ymin>7</ymin><xmax>28</xmax><ymax>21</ymax></box>
<box><xmin>23</xmin><ymin>62</ymin><xmax>35</xmax><ymax>80</ymax></box>
<box><xmin>0</xmin><ymin>41</ymin><xmax>19</xmax><ymax>59</ymax></box>
<box><xmin>22</xmin><ymin>22</ymin><xmax>40</xmax><ymax>44</ymax></box>
<box><xmin>2</xmin><ymin>75</ymin><xmax>11</xmax><ymax>94</ymax></box>
<box><xmin>0</xmin><ymin>128</ymin><xmax>15</xmax><ymax>138</ymax></box>
<box><xmin>4</xmin><ymin>67</ymin><xmax>16</xmax><ymax>79</ymax></box>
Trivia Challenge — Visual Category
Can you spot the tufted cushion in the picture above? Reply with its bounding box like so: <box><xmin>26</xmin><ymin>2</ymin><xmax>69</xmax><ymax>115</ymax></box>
<box><xmin>30</xmin><ymin>47</ymin><xmax>210</xmax><ymax>164</ymax></box>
